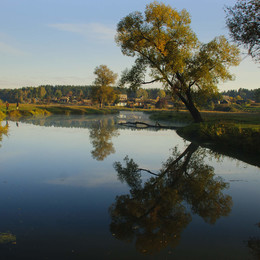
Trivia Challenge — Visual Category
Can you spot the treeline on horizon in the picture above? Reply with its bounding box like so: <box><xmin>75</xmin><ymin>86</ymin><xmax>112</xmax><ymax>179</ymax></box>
<box><xmin>222</xmin><ymin>88</ymin><xmax>260</xmax><ymax>102</ymax></box>
<box><xmin>0</xmin><ymin>85</ymin><xmax>166</xmax><ymax>103</ymax></box>
<box><xmin>0</xmin><ymin>85</ymin><xmax>259</xmax><ymax>104</ymax></box>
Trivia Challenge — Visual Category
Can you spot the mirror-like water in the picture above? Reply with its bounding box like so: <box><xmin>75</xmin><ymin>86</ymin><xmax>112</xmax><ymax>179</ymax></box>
<box><xmin>0</xmin><ymin>112</ymin><xmax>259</xmax><ymax>259</ymax></box>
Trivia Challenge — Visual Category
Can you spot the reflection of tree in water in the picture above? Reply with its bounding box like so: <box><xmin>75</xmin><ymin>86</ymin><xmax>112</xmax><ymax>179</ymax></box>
<box><xmin>89</xmin><ymin>118</ymin><xmax>119</xmax><ymax>161</ymax></box>
<box><xmin>247</xmin><ymin>222</ymin><xmax>260</xmax><ymax>259</ymax></box>
<box><xmin>0</xmin><ymin>232</ymin><xmax>16</xmax><ymax>244</ymax></box>
<box><xmin>109</xmin><ymin>143</ymin><xmax>233</xmax><ymax>255</ymax></box>
<box><xmin>0</xmin><ymin>121</ymin><xmax>8</xmax><ymax>148</ymax></box>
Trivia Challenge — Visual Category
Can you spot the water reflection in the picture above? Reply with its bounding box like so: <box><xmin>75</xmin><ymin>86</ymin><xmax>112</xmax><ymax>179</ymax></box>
<box><xmin>110</xmin><ymin>143</ymin><xmax>233</xmax><ymax>255</ymax></box>
<box><xmin>18</xmin><ymin>114</ymin><xmax>167</xmax><ymax>162</ymax></box>
<box><xmin>89</xmin><ymin>117</ymin><xmax>119</xmax><ymax>161</ymax></box>
<box><xmin>0</xmin><ymin>122</ymin><xmax>13</xmax><ymax>250</ymax></box>
<box><xmin>247</xmin><ymin>222</ymin><xmax>260</xmax><ymax>258</ymax></box>
<box><xmin>0</xmin><ymin>232</ymin><xmax>16</xmax><ymax>244</ymax></box>
<box><xmin>0</xmin><ymin>121</ymin><xmax>8</xmax><ymax>147</ymax></box>
<box><xmin>19</xmin><ymin>115</ymin><xmax>121</xmax><ymax>161</ymax></box>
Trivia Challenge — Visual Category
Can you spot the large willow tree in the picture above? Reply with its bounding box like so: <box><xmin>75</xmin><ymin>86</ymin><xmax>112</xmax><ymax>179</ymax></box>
<box><xmin>116</xmin><ymin>1</ymin><xmax>240</xmax><ymax>122</ymax></box>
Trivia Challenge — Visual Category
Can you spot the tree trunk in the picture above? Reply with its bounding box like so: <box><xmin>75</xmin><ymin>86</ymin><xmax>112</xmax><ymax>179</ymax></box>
<box><xmin>186</xmin><ymin>100</ymin><xmax>203</xmax><ymax>123</ymax></box>
<box><xmin>177</xmin><ymin>92</ymin><xmax>203</xmax><ymax>123</ymax></box>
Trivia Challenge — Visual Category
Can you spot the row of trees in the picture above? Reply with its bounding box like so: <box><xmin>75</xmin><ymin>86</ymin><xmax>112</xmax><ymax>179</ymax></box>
<box><xmin>0</xmin><ymin>81</ymin><xmax>259</xmax><ymax>108</ymax></box>
<box><xmin>0</xmin><ymin>84</ymin><xmax>167</xmax><ymax>104</ymax></box>
<box><xmin>0</xmin><ymin>85</ymin><xmax>92</xmax><ymax>104</ymax></box>
<box><xmin>222</xmin><ymin>88</ymin><xmax>260</xmax><ymax>102</ymax></box>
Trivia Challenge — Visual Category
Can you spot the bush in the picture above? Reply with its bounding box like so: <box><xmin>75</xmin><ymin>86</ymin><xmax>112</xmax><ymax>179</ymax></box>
<box><xmin>179</xmin><ymin>122</ymin><xmax>260</xmax><ymax>154</ymax></box>
<box><xmin>214</xmin><ymin>104</ymin><xmax>241</xmax><ymax>112</ymax></box>
<box><xmin>0</xmin><ymin>111</ymin><xmax>5</xmax><ymax>120</ymax></box>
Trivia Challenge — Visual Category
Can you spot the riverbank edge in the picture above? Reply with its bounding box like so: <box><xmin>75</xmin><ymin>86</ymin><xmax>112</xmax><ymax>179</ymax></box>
<box><xmin>1</xmin><ymin>107</ymin><xmax>260</xmax><ymax>166</ymax></box>
<box><xmin>176</xmin><ymin>123</ymin><xmax>260</xmax><ymax>167</ymax></box>
<box><xmin>146</xmin><ymin>110</ymin><xmax>260</xmax><ymax>167</ymax></box>
<box><xmin>0</xmin><ymin>105</ymin><xmax>119</xmax><ymax>120</ymax></box>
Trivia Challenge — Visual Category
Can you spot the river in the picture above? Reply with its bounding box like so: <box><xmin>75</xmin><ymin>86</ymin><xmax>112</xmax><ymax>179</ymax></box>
<box><xmin>0</xmin><ymin>112</ymin><xmax>259</xmax><ymax>259</ymax></box>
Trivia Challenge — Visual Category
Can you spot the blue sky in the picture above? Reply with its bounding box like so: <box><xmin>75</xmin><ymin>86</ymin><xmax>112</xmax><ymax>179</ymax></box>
<box><xmin>0</xmin><ymin>0</ymin><xmax>258</xmax><ymax>90</ymax></box>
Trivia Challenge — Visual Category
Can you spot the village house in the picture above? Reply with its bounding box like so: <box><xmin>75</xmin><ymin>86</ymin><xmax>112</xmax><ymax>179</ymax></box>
<box><xmin>82</xmin><ymin>99</ymin><xmax>92</xmax><ymax>106</ymax></box>
<box><xmin>116</xmin><ymin>94</ymin><xmax>128</xmax><ymax>107</ymax></box>
<box><xmin>60</xmin><ymin>97</ymin><xmax>70</xmax><ymax>103</ymax></box>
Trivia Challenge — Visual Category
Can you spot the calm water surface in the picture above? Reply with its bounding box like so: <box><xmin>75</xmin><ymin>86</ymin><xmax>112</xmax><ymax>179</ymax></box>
<box><xmin>0</xmin><ymin>112</ymin><xmax>259</xmax><ymax>259</ymax></box>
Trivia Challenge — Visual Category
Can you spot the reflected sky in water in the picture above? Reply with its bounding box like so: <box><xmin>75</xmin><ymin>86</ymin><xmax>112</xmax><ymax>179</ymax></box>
<box><xmin>0</xmin><ymin>113</ymin><xmax>259</xmax><ymax>259</ymax></box>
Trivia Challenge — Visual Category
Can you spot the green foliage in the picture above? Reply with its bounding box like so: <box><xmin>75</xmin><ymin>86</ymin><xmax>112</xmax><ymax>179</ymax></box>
<box><xmin>116</xmin><ymin>1</ymin><xmax>240</xmax><ymax>122</ymax></box>
<box><xmin>55</xmin><ymin>89</ymin><xmax>62</xmax><ymax>99</ymax></box>
<box><xmin>255</xmin><ymin>89</ymin><xmax>260</xmax><ymax>102</ymax></box>
<box><xmin>179</xmin><ymin>122</ymin><xmax>260</xmax><ymax>157</ymax></box>
<box><xmin>222</xmin><ymin>88</ymin><xmax>260</xmax><ymax>102</ymax></box>
<box><xmin>149</xmin><ymin>109</ymin><xmax>260</xmax><ymax>125</ymax></box>
<box><xmin>155</xmin><ymin>98</ymin><xmax>168</xmax><ymax>109</ymax></box>
<box><xmin>157</xmin><ymin>89</ymin><xmax>166</xmax><ymax>98</ymax></box>
<box><xmin>136</xmin><ymin>88</ymin><xmax>148</xmax><ymax>100</ymax></box>
<box><xmin>38</xmin><ymin>86</ymin><xmax>47</xmax><ymax>99</ymax></box>
<box><xmin>225</xmin><ymin>0</ymin><xmax>260</xmax><ymax>62</ymax></box>
<box><xmin>89</xmin><ymin>118</ymin><xmax>119</xmax><ymax>161</ymax></box>
<box><xmin>0</xmin><ymin>104</ymin><xmax>119</xmax><ymax>119</ymax></box>
<box><xmin>0</xmin><ymin>85</ymin><xmax>93</xmax><ymax>103</ymax></box>
<box><xmin>0</xmin><ymin>122</ymin><xmax>8</xmax><ymax>143</ymax></box>
<box><xmin>43</xmin><ymin>106</ymin><xmax>118</xmax><ymax>116</ymax></box>
<box><xmin>214</xmin><ymin>104</ymin><xmax>240</xmax><ymax>112</ymax></box>
<box><xmin>91</xmin><ymin>65</ymin><xmax>118</xmax><ymax>107</ymax></box>
<box><xmin>0</xmin><ymin>111</ymin><xmax>5</xmax><ymax>120</ymax></box>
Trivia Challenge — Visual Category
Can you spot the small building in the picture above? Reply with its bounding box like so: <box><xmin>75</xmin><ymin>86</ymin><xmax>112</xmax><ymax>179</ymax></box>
<box><xmin>118</xmin><ymin>94</ymin><xmax>127</xmax><ymax>101</ymax></box>
<box><xmin>60</xmin><ymin>97</ymin><xmax>70</xmax><ymax>103</ymax></box>
<box><xmin>134</xmin><ymin>98</ymin><xmax>145</xmax><ymax>107</ymax></box>
<box><xmin>116</xmin><ymin>94</ymin><xmax>128</xmax><ymax>107</ymax></box>
<box><xmin>116</xmin><ymin>101</ymin><xmax>127</xmax><ymax>107</ymax></box>
<box><xmin>82</xmin><ymin>99</ymin><xmax>92</xmax><ymax>106</ymax></box>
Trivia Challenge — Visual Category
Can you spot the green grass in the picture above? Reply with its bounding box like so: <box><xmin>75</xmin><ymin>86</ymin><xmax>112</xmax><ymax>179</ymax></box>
<box><xmin>148</xmin><ymin>109</ymin><xmax>260</xmax><ymax>166</ymax></box>
<box><xmin>0</xmin><ymin>110</ymin><xmax>5</xmax><ymax>120</ymax></box>
<box><xmin>177</xmin><ymin>122</ymin><xmax>260</xmax><ymax>167</ymax></box>
<box><xmin>148</xmin><ymin>110</ymin><xmax>193</xmax><ymax>123</ymax></box>
<box><xmin>148</xmin><ymin>110</ymin><xmax>260</xmax><ymax>125</ymax></box>
<box><xmin>0</xmin><ymin>104</ymin><xmax>119</xmax><ymax>118</ymax></box>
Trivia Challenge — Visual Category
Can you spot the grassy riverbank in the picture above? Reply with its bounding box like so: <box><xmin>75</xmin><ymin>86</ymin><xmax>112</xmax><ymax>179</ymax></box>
<box><xmin>148</xmin><ymin>110</ymin><xmax>260</xmax><ymax>124</ymax></box>
<box><xmin>178</xmin><ymin>122</ymin><xmax>260</xmax><ymax>150</ymax></box>
<box><xmin>177</xmin><ymin>122</ymin><xmax>260</xmax><ymax>167</ymax></box>
<box><xmin>148</xmin><ymin>110</ymin><xmax>260</xmax><ymax>166</ymax></box>
<box><xmin>0</xmin><ymin>120</ymin><xmax>8</xmax><ymax>146</ymax></box>
<box><xmin>0</xmin><ymin>104</ymin><xmax>119</xmax><ymax>119</ymax></box>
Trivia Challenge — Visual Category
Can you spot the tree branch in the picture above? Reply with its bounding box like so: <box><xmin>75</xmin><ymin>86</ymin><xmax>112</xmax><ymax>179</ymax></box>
<box><xmin>138</xmin><ymin>168</ymin><xmax>160</xmax><ymax>176</ymax></box>
<box><xmin>118</xmin><ymin>121</ymin><xmax>178</xmax><ymax>130</ymax></box>
<box><xmin>142</xmin><ymin>78</ymin><xmax>163</xmax><ymax>84</ymax></box>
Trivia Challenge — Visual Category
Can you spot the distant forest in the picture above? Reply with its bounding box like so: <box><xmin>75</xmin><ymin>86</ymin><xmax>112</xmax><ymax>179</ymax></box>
<box><xmin>222</xmin><ymin>88</ymin><xmax>260</xmax><ymax>102</ymax></box>
<box><xmin>0</xmin><ymin>85</ymin><xmax>259</xmax><ymax>103</ymax></box>
<box><xmin>0</xmin><ymin>85</ymin><xmax>166</xmax><ymax>103</ymax></box>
